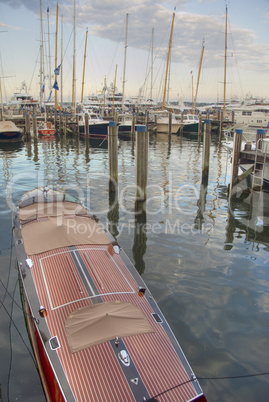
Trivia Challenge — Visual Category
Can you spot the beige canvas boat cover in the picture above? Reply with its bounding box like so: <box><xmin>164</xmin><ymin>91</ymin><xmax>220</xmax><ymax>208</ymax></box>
<box><xmin>21</xmin><ymin>215</ymin><xmax>111</xmax><ymax>255</ymax></box>
<box><xmin>19</xmin><ymin>201</ymin><xmax>87</xmax><ymax>221</ymax></box>
<box><xmin>65</xmin><ymin>300</ymin><xmax>155</xmax><ymax>353</ymax></box>
<box><xmin>0</xmin><ymin>120</ymin><xmax>21</xmax><ymax>133</ymax></box>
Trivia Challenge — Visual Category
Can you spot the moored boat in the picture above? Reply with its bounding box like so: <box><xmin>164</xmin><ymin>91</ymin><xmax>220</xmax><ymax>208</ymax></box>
<box><xmin>118</xmin><ymin>113</ymin><xmax>132</xmax><ymax>138</ymax></box>
<box><xmin>13</xmin><ymin>187</ymin><xmax>206</xmax><ymax>402</ymax></box>
<box><xmin>174</xmin><ymin>114</ymin><xmax>201</xmax><ymax>134</ymax></box>
<box><xmin>150</xmin><ymin>111</ymin><xmax>181</xmax><ymax>134</ymax></box>
<box><xmin>0</xmin><ymin>120</ymin><xmax>23</xmax><ymax>141</ymax></box>
<box><xmin>38</xmin><ymin>121</ymin><xmax>57</xmax><ymax>136</ymax></box>
<box><xmin>78</xmin><ymin>112</ymin><xmax>109</xmax><ymax>138</ymax></box>
<box><xmin>8</xmin><ymin>80</ymin><xmax>39</xmax><ymax>109</ymax></box>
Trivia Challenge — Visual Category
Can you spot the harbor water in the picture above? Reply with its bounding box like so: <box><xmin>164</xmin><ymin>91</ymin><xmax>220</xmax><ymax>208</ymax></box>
<box><xmin>0</xmin><ymin>130</ymin><xmax>268</xmax><ymax>401</ymax></box>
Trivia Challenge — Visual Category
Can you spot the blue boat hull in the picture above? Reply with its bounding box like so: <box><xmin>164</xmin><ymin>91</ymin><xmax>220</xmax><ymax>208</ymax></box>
<box><xmin>79</xmin><ymin>123</ymin><xmax>109</xmax><ymax>138</ymax></box>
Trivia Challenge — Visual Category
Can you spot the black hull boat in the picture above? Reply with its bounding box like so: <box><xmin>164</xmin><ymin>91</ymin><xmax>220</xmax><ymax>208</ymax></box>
<box><xmin>0</xmin><ymin>120</ymin><xmax>23</xmax><ymax>141</ymax></box>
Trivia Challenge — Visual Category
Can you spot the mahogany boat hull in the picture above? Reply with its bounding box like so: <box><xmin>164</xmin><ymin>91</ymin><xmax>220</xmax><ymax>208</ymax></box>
<box><xmin>14</xmin><ymin>188</ymin><xmax>206</xmax><ymax>402</ymax></box>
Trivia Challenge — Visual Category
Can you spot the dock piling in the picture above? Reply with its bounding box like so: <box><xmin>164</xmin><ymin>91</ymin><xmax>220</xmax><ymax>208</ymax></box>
<box><xmin>230</xmin><ymin>128</ymin><xmax>243</xmax><ymax>189</ymax></box>
<box><xmin>33</xmin><ymin>114</ymin><xmax>37</xmax><ymax>138</ymax></box>
<box><xmin>25</xmin><ymin>113</ymin><xmax>31</xmax><ymax>137</ymax></box>
<box><xmin>85</xmin><ymin>113</ymin><xmax>89</xmax><ymax>138</ymax></box>
<box><xmin>168</xmin><ymin>112</ymin><xmax>172</xmax><ymax>137</ymax></box>
<box><xmin>256</xmin><ymin>128</ymin><xmax>266</xmax><ymax>150</ymax></box>
<box><xmin>108</xmin><ymin>121</ymin><xmax>118</xmax><ymax>193</ymax></box>
<box><xmin>202</xmin><ymin>119</ymin><xmax>211</xmax><ymax>185</ymax></box>
<box><xmin>135</xmin><ymin>125</ymin><xmax>148</xmax><ymax>210</ymax></box>
<box><xmin>131</xmin><ymin>113</ymin><xmax>136</xmax><ymax>139</ymax></box>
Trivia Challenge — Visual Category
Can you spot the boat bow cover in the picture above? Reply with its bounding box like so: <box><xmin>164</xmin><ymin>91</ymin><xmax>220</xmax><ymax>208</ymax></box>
<box><xmin>65</xmin><ymin>300</ymin><xmax>155</xmax><ymax>352</ymax></box>
<box><xmin>0</xmin><ymin>120</ymin><xmax>22</xmax><ymax>133</ymax></box>
<box><xmin>19</xmin><ymin>201</ymin><xmax>87</xmax><ymax>221</ymax></box>
<box><xmin>21</xmin><ymin>215</ymin><xmax>111</xmax><ymax>255</ymax></box>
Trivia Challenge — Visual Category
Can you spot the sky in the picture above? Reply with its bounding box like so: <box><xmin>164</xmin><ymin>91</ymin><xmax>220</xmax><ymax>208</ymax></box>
<box><xmin>0</xmin><ymin>0</ymin><xmax>269</xmax><ymax>104</ymax></box>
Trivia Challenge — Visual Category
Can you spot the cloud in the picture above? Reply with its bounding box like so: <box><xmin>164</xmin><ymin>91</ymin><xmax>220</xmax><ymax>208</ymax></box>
<box><xmin>0</xmin><ymin>22</ymin><xmax>20</xmax><ymax>30</ymax></box>
<box><xmin>1</xmin><ymin>0</ymin><xmax>268</xmax><ymax>99</ymax></box>
<box><xmin>2</xmin><ymin>0</ymin><xmax>268</xmax><ymax>72</ymax></box>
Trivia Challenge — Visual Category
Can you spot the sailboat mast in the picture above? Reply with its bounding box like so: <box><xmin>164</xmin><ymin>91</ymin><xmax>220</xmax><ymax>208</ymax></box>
<box><xmin>223</xmin><ymin>5</ymin><xmax>227</xmax><ymax>119</ymax></box>
<box><xmin>60</xmin><ymin>14</ymin><xmax>63</xmax><ymax>108</ymax></box>
<box><xmin>150</xmin><ymin>28</ymin><xmax>154</xmax><ymax>100</ymax></box>
<box><xmin>162</xmin><ymin>11</ymin><xmax>175</xmax><ymax>109</ymax></box>
<box><xmin>81</xmin><ymin>29</ymin><xmax>88</xmax><ymax>104</ymax></box>
<box><xmin>39</xmin><ymin>0</ymin><xmax>44</xmax><ymax>106</ymax></box>
<box><xmin>122</xmin><ymin>13</ymin><xmax>128</xmax><ymax>110</ymax></box>
<box><xmin>103</xmin><ymin>76</ymin><xmax>106</xmax><ymax>108</ymax></box>
<box><xmin>47</xmin><ymin>7</ymin><xmax>52</xmax><ymax>92</ymax></box>
<box><xmin>54</xmin><ymin>2</ymin><xmax>58</xmax><ymax>109</ymax></box>
<box><xmin>194</xmin><ymin>39</ymin><xmax>205</xmax><ymax>110</ymax></box>
<box><xmin>72</xmin><ymin>0</ymin><xmax>76</xmax><ymax>109</ymax></box>
<box><xmin>112</xmin><ymin>64</ymin><xmax>117</xmax><ymax>109</ymax></box>
<box><xmin>191</xmin><ymin>73</ymin><xmax>194</xmax><ymax>113</ymax></box>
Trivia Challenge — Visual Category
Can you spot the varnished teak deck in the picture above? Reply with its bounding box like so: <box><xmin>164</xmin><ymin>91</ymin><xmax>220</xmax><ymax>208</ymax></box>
<box><xmin>29</xmin><ymin>243</ymin><xmax>202</xmax><ymax>401</ymax></box>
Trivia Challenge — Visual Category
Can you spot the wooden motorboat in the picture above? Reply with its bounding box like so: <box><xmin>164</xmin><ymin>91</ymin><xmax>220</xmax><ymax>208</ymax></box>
<box><xmin>0</xmin><ymin>120</ymin><xmax>23</xmax><ymax>141</ymax></box>
<box><xmin>13</xmin><ymin>187</ymin><xmax>206</xmax><ymax>402</ymax></box>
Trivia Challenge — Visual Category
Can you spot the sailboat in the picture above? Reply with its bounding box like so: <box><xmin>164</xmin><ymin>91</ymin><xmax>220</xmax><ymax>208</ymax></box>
<box><xmin>176</xmin><ymin>43</ymin><xmax>205</xmax><ymax>135</ymax></box>
<box><xmin>38</xmin><ymin>1</ymin><xmax>57</xmax><ymax>137</ymax></box>
<box><xmin>154</xmin><ymin>11</ymin><xmax>182</xmax><ymax>134</ymax></box>
<box><xmin>117</xmin><ymin>14</ymin><xmax>135</xmax><ymax>138</ymax></box>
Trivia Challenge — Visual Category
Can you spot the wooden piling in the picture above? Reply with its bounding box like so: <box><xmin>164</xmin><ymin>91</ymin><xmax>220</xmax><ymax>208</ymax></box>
<box><xmin>85</xmin><ymin>113</ymin><xmax>89</xmax><ymax>139</ymax></box>
<box><xmin>144</xmin><ymin>111</ymin><xmax>149</xmax><ymax>126</ymax></box>
<box><xmin>168</xmin><ymin>112</ymin><xmax>172</xmax><ymax>137</ymax></box>
<box><xmin>218</xmin><ymin>111</ymin><xmax>223</xmax><ymax>142</ymax></box>
<box><xmin>59</xmin><ymin>112</ymin><xmax>62</xmax><ymax>133</ymax></box>
<box><xmin>64</xmin><ymin>114</ymin><xmax>68</xmax><ymax>136</ymax></box>
<box><xmin>231</xmin><ymin>111</ymin><xmax>235</xmax><ymax>133</ymax></box>
<box><xmin>179</xmin><ymin>112</ymin><xmax>183</xmax><ymax>137</ymax></box>
<box><xmin>135</xmin><ymin>125</ymin><xmax>148</xmax><ymax>209</ymax></box>
<box><xmin>230</xmin><ymin>128</ymin><xmax>243</xmax><ymax>189</ymax></box>
<box><xmin>25</xmin><ymin>113</ymin><xmax>31</xmax><ymax>137</ymax></box>
<box><xmin>76</xmin><ymin>114</ymin><xmax>79</xmax><ymax>135</ymax></box>
<box><xmin>54</xmin><ymin>111</ymin><xmax>57</xmax><ymax>130</ymax></box>
<box><xmin>33</xmin><ymin>114</ymin><xmax>38</xmax><ymax>138</ymax></box>
<box><xmin>108</xmin><ymin>121</ymin><xmax>118</xmax><ymax>193</ymax></box>
<box><xmin>131</xmin><ymin>113</ymin><xmax>136</xmax><ymax>139</ymax></box>
<box><xmin>198</xmin><ymin>115</ymin><xmax>203</xmax><ymax>136</ymax></box>
<box><xmin>256</xmin><ymin>128</ymin><xmax>266</xmax><ymax>151</ymax></box>
<box><xmin>202</xmin><ymin>119</ymin><xmax>211</xmax><ymax>185</ymax></box>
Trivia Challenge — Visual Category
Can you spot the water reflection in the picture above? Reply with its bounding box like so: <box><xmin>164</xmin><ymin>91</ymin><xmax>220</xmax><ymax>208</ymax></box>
<box><xmin>132</xmin><ymin>207</ymin><xmax>147</xmax><ymax>275</ymax></box>
<box><xmin>195</xmin><ymin>183</ymin><xmax>208</xmax><ymax>230</ymax></box>
<box><xmin>107</xmin><ymin>190</ymin><xmax>119</xmax><ymax>239</ymax></box>
<box><xmin>224</xmin><ymin>179</ymin><xmax>269</xmax><ymax>250</ymax></box>
<box><xmin>1</xmin><ymin>132</ymin><xmax>269</xmax><ymax>401</ymax></box>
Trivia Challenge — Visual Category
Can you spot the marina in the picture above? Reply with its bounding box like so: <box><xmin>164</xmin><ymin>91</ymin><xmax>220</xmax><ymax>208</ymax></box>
<box><xmin>0</xmin><ymin>123</ymin><xmax>269</xmax><ymax>401</ymax></box>
<box><xmin>1</xmin><ymin>1</ymin><xmax>269</xmax><ymax>401</ymax></box>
